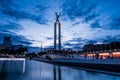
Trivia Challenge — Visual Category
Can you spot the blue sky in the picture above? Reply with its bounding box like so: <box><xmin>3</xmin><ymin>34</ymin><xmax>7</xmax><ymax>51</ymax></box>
<box><xmin>0</xmin><ymin>0</ymin><xmax>120</xmax><ymax>52</ymax></box>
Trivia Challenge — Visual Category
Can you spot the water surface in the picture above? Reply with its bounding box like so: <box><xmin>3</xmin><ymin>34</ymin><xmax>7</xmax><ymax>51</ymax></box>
<box><xmin>0</xmin><ymin>60</ymin><xmax>120</xmax><ymax>80</ymax></box>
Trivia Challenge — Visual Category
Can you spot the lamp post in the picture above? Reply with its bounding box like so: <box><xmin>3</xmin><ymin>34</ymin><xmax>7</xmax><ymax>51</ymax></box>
<box><xmin>40</xmin><ymin>41</ymin><xmax>42</xmax><ymax>52</ymax></box>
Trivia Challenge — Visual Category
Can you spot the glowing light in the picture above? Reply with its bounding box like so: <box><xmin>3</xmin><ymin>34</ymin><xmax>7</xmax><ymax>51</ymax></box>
<box><xmin>0</xmin><ymin>58</ymin><xmax>25</xmax><ymax>60</ymax></box>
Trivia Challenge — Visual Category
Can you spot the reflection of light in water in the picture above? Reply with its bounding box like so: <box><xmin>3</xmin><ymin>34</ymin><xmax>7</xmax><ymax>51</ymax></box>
<box><xmin>0</xmin><ymin>58</ymin><xmax>25</xmax><ymax>74</ymax></box>
<box><xmin>23</xmin><ymin>59</ymin><xmax>25</xmax><ymax>73</ymax></box>
<box><xmin>0</xmin><ymin>58</ymin><xmax>25</xmax><ymax>60</ymax></box>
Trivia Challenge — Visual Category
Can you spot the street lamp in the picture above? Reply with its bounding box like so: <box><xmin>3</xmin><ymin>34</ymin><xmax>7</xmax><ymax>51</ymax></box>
<box><xmin>40</xmin><ymin>41</ymin><xmax>42</xmax><ymax>52</ymax></box>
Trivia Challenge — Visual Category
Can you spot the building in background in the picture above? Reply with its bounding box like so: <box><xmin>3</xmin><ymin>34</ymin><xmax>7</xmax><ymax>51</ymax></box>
<box><xmin>81</xmin><ymin>42</ymin><xmax>120</xmax><ymax>58</ymax></box>
<box><xmin>0</xmin><ymin>36</ymin><xmax>28</xmax><ymax>55</ymax></box>
<box><xmin>0</xmin><ymin>36</ymin><xmax>12</xmax><ymax>49</ymax></box>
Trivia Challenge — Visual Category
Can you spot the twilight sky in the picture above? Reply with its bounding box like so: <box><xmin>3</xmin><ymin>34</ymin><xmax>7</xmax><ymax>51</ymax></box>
<box><xmin>0</xmin><ymin>0</ymin><xmax>120</xmax><ymax>52</ymax></box>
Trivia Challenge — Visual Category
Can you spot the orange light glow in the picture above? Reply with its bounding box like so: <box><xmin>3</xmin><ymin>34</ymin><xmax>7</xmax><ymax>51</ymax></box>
<box><xmin>80</xmin><ymin>52</ymin><xmax>120</xmax><ymax>58</ymax></box>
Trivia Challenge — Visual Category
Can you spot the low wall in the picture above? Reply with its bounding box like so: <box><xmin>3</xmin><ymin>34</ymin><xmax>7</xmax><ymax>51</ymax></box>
<box><xmin>36</xmin><ymin>58</ymin><xmax>120</xmax><ymax>72</ymax></box>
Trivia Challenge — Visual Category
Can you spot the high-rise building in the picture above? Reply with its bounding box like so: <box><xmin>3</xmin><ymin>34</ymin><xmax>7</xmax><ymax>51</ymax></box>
<box><xmin>3</xmin><ymin>36</ymin><xmax>12</xmax><ymax>45</ymax></box>
<box><xmin>3</xmin><ymin>36</ymin><xmax>12</xmax><ymax>49</ymax></box>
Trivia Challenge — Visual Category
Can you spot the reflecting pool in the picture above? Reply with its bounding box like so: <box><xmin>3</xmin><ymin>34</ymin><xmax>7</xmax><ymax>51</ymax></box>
<box><xmin>0</xmin><ymin>60</ymin><xmax>120</xmax><ymax>80</ymax></box>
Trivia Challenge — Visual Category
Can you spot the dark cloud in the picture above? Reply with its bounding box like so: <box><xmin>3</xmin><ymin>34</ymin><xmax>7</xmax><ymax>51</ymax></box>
<box><xmin>12</xmin><ymin>35</ymin><xmax>33</xmax><ymax>45</ymax></box>
<box><xmin>64</xmin><ymin>35</ymin><xmax>120</xmax><ymax>50</ymax></box>
<box><xmin>63</xmin><ymin>38</ymin><xmax>85</xmax><ymax>50</ymax></box>
<box><xmin>46</xmin><ymin>37</ymin><xmax>53</xmax><ymax>40</ymax></box>
<box><xmin>16</xmin><ymin>40</ymin><xmax>32</xmax><ymax>45</ymax></box>
<box><xmin>72</xmin><ymin>38</ymin><xmax>83</xmax><ymax>42</ymax></box>
<box><xmin>44</xmin><ymin>34</ymin><xmax>120</xmax><ymax>51</ymax></box>
<box><xmin>0</xmin><ymin>21</ymin><xmax>23</xmax><ymax>32</ymax></box>
<box><xmin>1</xmin><ymin>9</ymin><xmax>29</xmax><ymax>19</ymax></box>
<box><xmin>0</xmin><ymin>0</ymin><xmax>49</xmax><ymax>48</ymax></box>
<box><xmin>63</xmin><ymin>41</ymin><xmax>83</xmax><ymax>50</ymax></box>
<box><xmin>36</xmin><ymin>4</ymin><xmax>49</xmax><ymax>13</ymax></box>
<box><xmin>44</xmin><ymin>45</ymin><xmax>54</xmax><ymax>49</ymax></box>
<box><xmin>0</xmin><ymin>0</ymin><xmax>16</xmax><ymax>8</ymax></box>
<box><xmin>0</xmin><ymin>17</ymin><xmax>26</xmax><ymax>44</ymax></box>
<box><xmin>110</xmin><ymin>16</ymin><xmax>120</xmax><ymax>29</ymax></box>
<box><xmin>0</xmin><ymin>31</ymin><xmax>32</xmax><ymax>45</ymax></box>
<box><xmin>83</xmin><ymin>13</ymin><xmax>98</xmax><ymax>23</ymax></box>
<box><xmin>27</xmin><ymin>46</ymin><xmax>41</xmax><ymax>53</ymax></box>
<box><xmin>0</xmin><ymin>0</ymin><xmax>49</xmax><ymax>24</ymax></box>
<box><xmin>63</xmin><ymin>36</ymin><xmax>120</xmax><ymax>50</ymax></box>
<box><xmin>84</xmin><ymin>34</ymin><xmax>120</xmax><ymax>45</ymax></box>
<box><xmin>90</xmin><ymin>20</ymin><xmax>101</xmax><ymax>28</ymax></box>
<box><xmin>63</xmin><ymin>42</ymin><xmax>73</xmax><ymax>46</ymax></box>
<box><xmin>102</xmin><ymin>34</ymin><xmax>120</xmax><ymax>43</ymax></box>
<box><xmin>86</xmin><ymin>40</ymin><xmax>97</xmax><ymax>44</ymax></box>
<box><xmin>61</xmin><ymin>0</ymin><xmax>98</xmax><ymax>22</ymax></box>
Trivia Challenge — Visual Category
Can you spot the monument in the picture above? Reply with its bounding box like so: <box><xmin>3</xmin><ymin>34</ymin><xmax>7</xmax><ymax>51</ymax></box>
<box><xmin>54</xmin><ymin>12</ymin><xmax>61</xmax><ymax>50</ymax></box>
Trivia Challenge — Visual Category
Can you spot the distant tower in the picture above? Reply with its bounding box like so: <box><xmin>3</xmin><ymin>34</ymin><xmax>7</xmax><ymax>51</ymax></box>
<box><xmin>54</xmin><ymin>12</ymin><xmax>61</xmax><ymax>50</ymax></box>
<box><xmin>41</xmin><ymin>42</ymin><xmax>42</xmax><ymax>52</ymax></box>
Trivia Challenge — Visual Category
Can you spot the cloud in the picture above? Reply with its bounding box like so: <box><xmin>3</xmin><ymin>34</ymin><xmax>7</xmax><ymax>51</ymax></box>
<box><xmin>83</xmin><ymin>13</ymin><xmax>98</xmax><ymax>23</ymax></box>
<box><xmin>0</xmin><ymin>0</ymin><xmax>51</xmax><ymax>48</ymax></box>
<box><xmin>90</xmin><ymin>20</ymin><xmax>101</xmax><ymax>28</ymax></box>
<box><xmin>16</xmin><ymin>40</ymin><xmax>32</xmax><ymax>45</ymax></box>
<box><xmin>61</xmin><ymin>0</ymin><xmax>98</xmax><ymax>22</ymax></box>
<box><xmin>110</xmin><ymin>16</ymin><xmax>120</xmax><ymax>29</ymax></box>
<box><xmin>12</xmin><ymin>35</ymin><xmax>33</xmax><ymax>45</ymax></box>
<box><xmin>62</xmin><ymin>33</ymin><xmax>120</xmax><ymax>50</ymax></box>
<box><xmin>101</xmin><ymin>34</ymin><xmax>120</xmax><ymax>43</ymax></box>
<box><xmin>0</xmin><ymin>30</ymin><xmax>32</xmax><ymax>45</ymax></box>
<box><xmin>46</xmin><ymin>37</ymin><xmax>53</xmax><ymax>40</ymax></box>
<box><xmin>0</xmin><ymin>21</ymin><xmax>23</xmax><ymax>32</ymax></box>
<box><xmin>86</xmin><ymin>40</ymin><xmax>97</xmax><ymax>44</ymax></box>
<box><xmin>72</xmin><ymin>22</ymin><xmax>81</xmax><ymax>26</ymax></box>
<box><xmin>27</xmin><ymin>46</ymin><xmax>41</xmax><ymax>53</ymax></box>
<box><xmin>0</xmin><ymin>0</ymin><xmax>120</xmax><ymax>52</ymax></box>
<box><xmin>62</xmin><ymin>38</ymin><xmax>85</xmax><ymax>50</ymax></box>
<box><xmin>0</xmin><ymin>0</ymin><xmax>49</xmax><ymax>24</ymax></box>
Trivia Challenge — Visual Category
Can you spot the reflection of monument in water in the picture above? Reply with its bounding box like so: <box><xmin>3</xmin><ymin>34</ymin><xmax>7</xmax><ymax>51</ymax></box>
<box><xmin>53</xmin><ymin>65</ymin><xmax>61</xmax><ymax>80</ymax></box>
<box><xmin>54</xmin><ymin>12</ymin><xmax>61</xmax><ymax>50</ymax></box>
